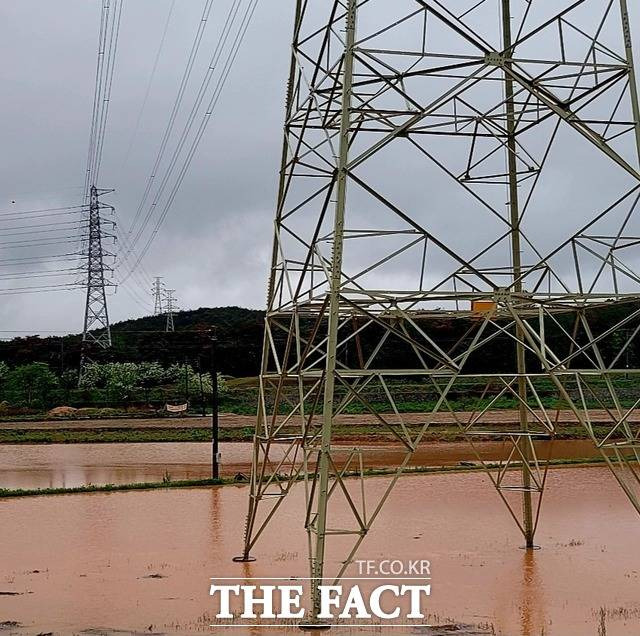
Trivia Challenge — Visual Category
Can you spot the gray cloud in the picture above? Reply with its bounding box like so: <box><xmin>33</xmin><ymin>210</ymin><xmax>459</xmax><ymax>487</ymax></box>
<box><xmin>1</xmin><ymin>0</ymin><xmax>639</xmax><ymax>336</ymax></box>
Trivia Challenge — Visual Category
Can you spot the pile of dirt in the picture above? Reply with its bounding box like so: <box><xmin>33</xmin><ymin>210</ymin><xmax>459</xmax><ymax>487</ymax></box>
<box><xmin>47</xmin><ymin>406</ymin><xmax>78</xmax><ymax>418</ymax></box>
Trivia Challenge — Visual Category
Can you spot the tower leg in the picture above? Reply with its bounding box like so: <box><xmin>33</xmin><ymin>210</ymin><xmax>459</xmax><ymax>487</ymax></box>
<box><xmin>233</xmin><ymin>435</ymin><xmax>260</xmax><ymax>562</ymax></box>
<box><xmin>234</xmin><ymin>0</ymin><xmax>304</xmax><ymax>564</ymax></box>
<box><xmin>501</xmin><ymin>0</ymin><xmax>535</xmax><ymax>548</ymax></box>
<box><xmin>308</xmin><ymin>0</ymin><xmax>357</xmax><ymax>621</ymax></box>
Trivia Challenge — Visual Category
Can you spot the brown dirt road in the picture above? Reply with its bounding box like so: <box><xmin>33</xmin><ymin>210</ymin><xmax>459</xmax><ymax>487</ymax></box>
<box><xmin>0</xmin><ymin>409</ymin><xmax>635</xmax><ymax>431</ymax></box>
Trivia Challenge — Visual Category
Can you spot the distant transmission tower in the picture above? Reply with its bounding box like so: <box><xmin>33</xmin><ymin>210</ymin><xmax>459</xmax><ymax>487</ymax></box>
<box><xmin>164</xmin><ymin>289</ymin><xmax>177</xmax><ymax>332</ymax></box>
<box><xmin>237</xmin><ymin>0</ymin><xmax>640</xmax><ymax>621</ymax></box>
<box><xmin>80</xmin><ymin>185</ymin><xmax>115</xmax><ymax>373</ymax></box>
<box><xmin>152</xmin><ymin>277</ymin><xmax>164</xmax><ymax>315</ymax></box>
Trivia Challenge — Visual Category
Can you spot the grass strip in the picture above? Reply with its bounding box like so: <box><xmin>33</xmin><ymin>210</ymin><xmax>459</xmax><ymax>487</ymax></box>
<box><xmin>0</xmin><ymin>425</ymin><xmax>604</xmax><ymax>445</ymax></box>
<box><xmin>0</xmin><ymin>457</ymin><xmax>610</xmax><ymax>499</ymax></box>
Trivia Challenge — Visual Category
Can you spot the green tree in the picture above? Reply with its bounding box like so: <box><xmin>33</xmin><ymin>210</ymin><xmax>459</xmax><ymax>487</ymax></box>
<box><xmin>73</xmin><ymin>361</ymin><xmax>228</xmax><ymax>409</ymax></box>
<box><xmin>104</xmin><ymin>363</ymin><xmax>139</xmax><ymax>402</ymax></box>
<box><xmin>161</xmin><ymin>363</ymin><xmax>226</xmax><ymax>406</ymax></box>
<box><xmin>79</xmin><ymin>362</ymin><xmax>139</xmax><ymax>404</ymax></box>
<box><xmin>6</xmin><ymin>363</ymin><xmax>59</xmax><ymax>408</ymax></box>
<box><xmin>200</xmin><ymin>371</ymin><xmax>228</xmax><ymax>397</ymax></box>
<box><xmin>78</xmin><ymin>362</ymin><xmax>108</xmax><ymax>389</ymax></box>
<box><xmin>138</xmin><ymin>362</ymin><xmax>165</xmax><ymax>403</ymax></box>
<box><xmin>60</xmin><ymin>369</ymin><xmax>79</xmax><ymax>403</ymax></box>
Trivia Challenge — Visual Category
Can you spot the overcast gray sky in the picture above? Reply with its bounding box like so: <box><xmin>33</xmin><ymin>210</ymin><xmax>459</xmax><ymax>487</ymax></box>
<box><xmin>1</xmin><ymin>0</ymin><xmax>639</xmax><ymax>337</ymax></box>
<box><xmin>0</xmin><ymin>0</ymin><xmax>293</xmax><ymax>336</ymax></box>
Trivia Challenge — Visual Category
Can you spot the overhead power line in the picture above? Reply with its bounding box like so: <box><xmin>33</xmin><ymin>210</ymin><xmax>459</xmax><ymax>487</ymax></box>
<box><xmin>0</xmin><ymin>204</ymin><xmax>86</xmax><ymax>219</ymax></box>
<box><xmin>114</xmin><ymin>220</ymin><xmax>155</xmax><ymax>306</ymax></box>
<box><xmin>126</xmin><ymin>0</ymin><xmax>216</xmax><ymax>238</ymax></box>
<box><xmin>79</xmin><ymin>0</ymin><xmax>125</xmax><ymax>365</ymax></box>
<box><xmin>119</xmin><ymin>282</ymin><xmax>154</xmax><ymax>314</ymax></box>
<box><xmin>125</xmin><ymin>0</ymin><xmax>244</xmax><ymax>254</ymax></box>
<box><xmin>0</xmin><ymin>253</ymin><xmax>82</xmax><ymax>267</ymax></box>
<box><xmin>111</xmin><ymin>0</ymin><xmax>219</xmax><ymax>304</ymax></box>
<box><xmin>121</xmin><ymin>0</ymin><xmax>177</xmax><ymax>168</ymax></box>
<box><xmin>0</xmin><ymin>283</ymin><xmax>83</xmax><ymax>295</ymax></box>
<box><xmin>119</xmin><ymin>0</ymin><xmax>259</xmax><ymax>285</ymax></box>
<box><xmin>0</xmin><ymin>272</ymin><xmax>82</xmax><ymax>282</ymax></box>
<box><xmin>0</xmin><ymin>236</ymin><xmax>87</xmax><ymax>249</ymax></box>
<box><xmin>0</xmin><ymin>221</ymin><xmax>87</xmax><ymax>236</ymax></box>
<box><xmin>84</xmin><ymin>0</ymin><xmax>124</xmax><ymax>193</ymax></box>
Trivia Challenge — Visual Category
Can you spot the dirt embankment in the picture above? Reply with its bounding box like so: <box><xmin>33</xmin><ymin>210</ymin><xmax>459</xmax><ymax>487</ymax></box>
<box><xmin>0</xmin><ymin>409</ymin><xmax>635</xmax><ymax>431</ymax></box>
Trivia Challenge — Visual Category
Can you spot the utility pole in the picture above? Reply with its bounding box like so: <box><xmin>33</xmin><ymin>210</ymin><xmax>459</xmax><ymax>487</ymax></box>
<box><xmin>199</xmin><ymin>357</ymin><xmax>206</xmax><ymax>417</ymax></box>
<box><xmin>80</xmin><ymin>185</ymin><xmax>115</xmax><ymax>379</ymax></box>
<box><xmin>210</xmin><ymin>333</ymin><xmax>220</xmax><ymax>480</ymax></box>
<box><xmin>184</xmin><ymin>357</ymin><xmax>190</xmax><ymax>403</ymax></box>
<box><xmin>59</xmin><ymin>339</ymin><xmax>65</xmax><ymax>375</ymax></box>
<box><xmin>164</xmin><ymin>289</ymin><xmax>177</xmax><ymax>333</ymax></box>
<box><xmin>152</xmin><ymin>277</ymin><xmax>164</xmax><ymax>315</ymax></box>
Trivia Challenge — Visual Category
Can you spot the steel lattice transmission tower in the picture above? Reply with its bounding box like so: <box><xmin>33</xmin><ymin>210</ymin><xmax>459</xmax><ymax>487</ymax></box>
<box><xmin>236</xmin><ymin>0</ymin><xmax>640</xmax><ymax>621</ymax></box>
<box><xmin>80</xmin><ymin>185</ymin><xmax>115</xmax><ymax>370</ymax></box>
<box><xmin>152</xmin><ymin>277</ymin><xmax>164</xmax><ymax>315</ymax></box>
<box><xmin>164</xmin><ymin>289</ymin><xmax>177</xmax><ymax>332</ymax></box>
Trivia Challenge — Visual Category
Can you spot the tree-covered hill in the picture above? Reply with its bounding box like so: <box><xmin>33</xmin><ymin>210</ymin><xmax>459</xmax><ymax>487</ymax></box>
<box><xmin>0</xmin><ymin>306</ymin><xmax>265</xmax><ymax>377</ymax></box>
<box><xmin>1</xmin><ymin>301</ymin><xmax>639</xmax><ymax>380</ymax></box>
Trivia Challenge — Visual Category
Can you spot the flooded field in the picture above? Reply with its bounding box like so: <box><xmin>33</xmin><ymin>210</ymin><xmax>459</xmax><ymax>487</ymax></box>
<box><xmin>1</xmin><ymin>466</ymin><xmax>639</xmax><ymax>635</ymax></box>
<box><xmin>0</xmin><ymin>439</ymin><xmax>605</xmax><ymax>489</ymax></box>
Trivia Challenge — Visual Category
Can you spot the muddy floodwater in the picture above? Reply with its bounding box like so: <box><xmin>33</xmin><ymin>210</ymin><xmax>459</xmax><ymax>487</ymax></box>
<box><xmin>0</xmin><ymin>439</ymin><xmax>604</xmax><ymax>489</ymax></box>
<box><xmin>1</xmin><ymin>466</ymin><xmax>639</xmax><ymax>635</ymax></box>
